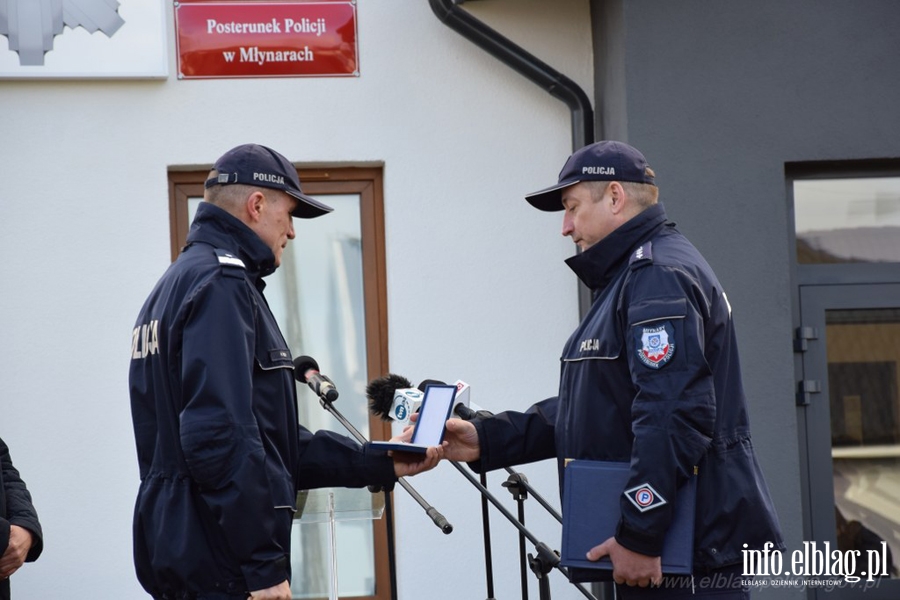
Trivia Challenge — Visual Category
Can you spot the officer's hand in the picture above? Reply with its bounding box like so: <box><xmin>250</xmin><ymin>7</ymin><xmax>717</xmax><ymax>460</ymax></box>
<box><xmin>249</xmin><ymin>580</ymin><xmax>292</xmax><ymax>599</ymax></box>
<box><xmin>441</xmin><ymin>418</ymin><xmax>481</xmax><ymax>462</ymax></box>
<box><xmin>0</xmin><ymin>525</ymin><xmax>33</xmax><ymax>578</ymax></box>
<box><xmin>391</xmin><ymin>445</ymin><xmax>443</xmax><ymax>477</ymax></box>
<box><xmin>393</xmin><ymin>420</ymin><xmax>416</xmax><ymax>443</ymax></box>
<box><xmin>587</xmin><ymin>537</ymin><xmax>662</xmax><ymax>587</ymax></box>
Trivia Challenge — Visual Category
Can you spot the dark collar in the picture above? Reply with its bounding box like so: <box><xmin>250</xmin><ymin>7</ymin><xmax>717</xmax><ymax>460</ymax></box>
<box><xmin>565</xmin><ymin>203</ymin><xmax>669</xmax><ymax>290</ymax></box>
<box><xmin>185</xmin><ymin>202</ymin><xmax>277</xmax><ymax>280</ymax></box>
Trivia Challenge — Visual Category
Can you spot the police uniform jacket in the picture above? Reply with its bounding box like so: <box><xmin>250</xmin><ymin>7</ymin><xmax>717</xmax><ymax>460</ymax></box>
<box><xmin>0</xmin><ymin>437</ymin><xmax>43</xmax><ymax>600</ymax></box>
<box><xmin>472</xmin><ymin>203</ymin><xmax>784</xmax><ymax>571</ymax></box>
<box><xmin>129</xmin><ymin>202</ymin><xmax>397</xmax><ymax>597</ymax></box>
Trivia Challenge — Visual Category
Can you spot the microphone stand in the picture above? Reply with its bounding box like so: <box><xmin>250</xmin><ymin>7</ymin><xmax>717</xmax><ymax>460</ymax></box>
<box><xmin>313</xmin><ymin>394</ymin><xmax>454</xmax><ymax>600</ymax></box>
<box><xmin>315</xmin><ymin>394</ymin><xmax>454</xmax><ymax>535</ymax></box>
<box><xmin>502</xmin><ymin>473</ymin><xmax>531</xmax><ymax>600</ymax></box>
<box><xmin>503</xmin><ymin>468</ymin><xmax>562</xmax><ymax>523</ymax></box>
<box><xmin>309</xmin><ymin>394</ymin><xmax>399</xmax><ymax>600</ymax></box>
<box><xmin>454</xmin><ymin>408</ymin><xmax>594</xmax><ymax>600</ymax></box>
<box><xmin>500</xmin><ymin>471</ymin><xmax>622</xmax><ymax>600</ymax></box>
<box><xmin>480</xmin><ymin>471</ymin><xmax>497</xmax><ymax>600</ymax></box>
<box><xmin>502</xmin><ymin>468</ymin><xmax>566</xmax><ymax>600</ymax></box>
<box><xmin>447</xmin><ymin>460</ymin><xmax>598</xmax><ymax>600</ymax></box>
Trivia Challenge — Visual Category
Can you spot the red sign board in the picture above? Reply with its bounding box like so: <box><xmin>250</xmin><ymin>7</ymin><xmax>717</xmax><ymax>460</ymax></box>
<box><xmin>175</xmin><ymin>1</ymin><xmax>358</xmax><ymax>79</ymax></box>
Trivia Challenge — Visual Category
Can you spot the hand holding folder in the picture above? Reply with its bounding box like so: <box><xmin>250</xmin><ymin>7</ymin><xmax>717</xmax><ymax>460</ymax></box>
<box><xmin>586</xmin><ymin>537</ymin><xmax>663</xmax><ymax>586</ymax></box>
<box><xmin>559</xmin><ymin>460</ymin><xmax>697</xmax><ymax>583</ymax></box>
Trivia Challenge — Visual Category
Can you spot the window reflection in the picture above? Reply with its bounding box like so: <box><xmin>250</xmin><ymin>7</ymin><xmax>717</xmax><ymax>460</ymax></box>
<box><xmin>794</xmin><ymin>177</ymin><xmax>900</xmax><ymax>263</ymax></box>
<box><xmin>826</xmin><ymin>309</ymin><xmax>900</xmax><ymax>578</ymax></box>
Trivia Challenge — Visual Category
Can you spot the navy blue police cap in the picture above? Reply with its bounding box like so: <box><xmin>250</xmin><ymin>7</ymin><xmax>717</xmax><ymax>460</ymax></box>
<box><xmin>525</xmin><ymin>141</ymin><xmax>656</xmax><ymax>212</ymax></box>
<box><xmin>205</xmin><ymin>144</ymin><xmax>333</xmax><ymax>219</ymax></box>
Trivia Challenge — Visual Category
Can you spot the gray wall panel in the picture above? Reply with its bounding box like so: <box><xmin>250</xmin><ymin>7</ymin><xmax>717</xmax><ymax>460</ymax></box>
<box><xmin>592</xmin><ymin>2</ymin><xmax>900</xmax><ymax>596</ymax></box>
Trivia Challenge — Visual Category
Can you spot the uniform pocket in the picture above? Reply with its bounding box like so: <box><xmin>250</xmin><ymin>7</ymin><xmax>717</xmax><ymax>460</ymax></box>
<box><xmin>627</xmin><ymin>296</ymin><xmax>687</xmax><ymax>326</ymax></box>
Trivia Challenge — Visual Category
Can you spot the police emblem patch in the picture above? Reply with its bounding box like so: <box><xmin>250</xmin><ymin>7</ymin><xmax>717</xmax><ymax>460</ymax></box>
<box><xmin>635</xmin><ymin>322</ymin><xmax>675</xmax><ymax>369</ymax></box>
<box><xmin>624</xmin><ymin>483</ymin><xmax>667</xmax><ymax>512</ymax></box>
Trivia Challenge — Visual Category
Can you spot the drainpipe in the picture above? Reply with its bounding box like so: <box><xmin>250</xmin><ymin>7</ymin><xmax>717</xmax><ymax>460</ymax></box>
<box><xmin>428</xmin><ymin>0</ymin><xmax>596</xmax><ymax>316</ymax></box>
<box><xmin>428</xmin><ymin>0</ymin><xmax>594</xmax><ymax>152</ymax></box>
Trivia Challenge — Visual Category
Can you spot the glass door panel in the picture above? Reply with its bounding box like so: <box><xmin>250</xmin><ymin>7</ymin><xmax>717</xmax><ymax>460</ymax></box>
<box><xmin>799</xmin><ymin>285</ymin><xmax>900</xmax><ymax>598</ymax></box>
<box><xmin>825</xmin><ymin>311</ymin><xmax>900</xmax><ymax>576</ymax></box>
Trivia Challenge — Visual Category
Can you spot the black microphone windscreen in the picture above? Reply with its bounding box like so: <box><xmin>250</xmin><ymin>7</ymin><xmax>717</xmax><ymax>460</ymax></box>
<box><xmin>366</xmin><ymin>373</ymin><xmax>413</xmax><ymax>420</ymax></box>
<box><xmin>292</xmin><ymin>355</ymin><xmax>320</xmax><ymax>383</ymax></box>
<box><xmin>417</xmin><ymin>379</ymin><xmax>446</xmax><ymax>392</ymax></box>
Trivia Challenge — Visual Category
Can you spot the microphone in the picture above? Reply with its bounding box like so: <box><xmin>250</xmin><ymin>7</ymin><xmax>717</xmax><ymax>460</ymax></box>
<box><xmin>366</xmin><ymin>376</ymin><xmax>447</xmax><ymax>422</ymax></box>
<box><xmin>416</xmin><ymin>378</ymin><xmax>446</xmax><ymax>391</ymax></box>
<box><xmin>448</xmin><ymin>381</ymin><xmax>494</xmax><ymax>420</ymax></box>
<box><xmin>452</xmin><ymin>380</ymin><xmax>471</xmax><ymax>418</ymax></box>
<box><xmin>366</xmin><ymin>374</ymin><xmax>483</xmax><ymax>423</ymax></box>
<box><xmin>366</xmin><ymin>374</ymin><xmax>423</xmax><ymax>424</ymax></box>
<box><xmin>301</xmin><ymin>366</ymin><xmax>454</xmax><ymax>535</ymax></box>
<box><xmin>453</xmin><ymin>403</ymin><xmax>478</xmax><ymax>420</ymax></box>
<box><xmin>454</xmin><ymin>405</ymin><xmax>494</xmax><ymax>420</ymax></box>
<box><xmin>421</xmin><ymin>379</ymin><xmax>474</xmax><ymax>420</ymax></box>
<box><xmin>293</xmin><ymin>355</ymin><xmax>339</xmax><ymax>403</ymax></box>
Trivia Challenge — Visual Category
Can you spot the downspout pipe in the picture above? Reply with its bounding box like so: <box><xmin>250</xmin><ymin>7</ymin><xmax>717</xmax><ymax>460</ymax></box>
<box><xmin>429</xmin><ymin>0</ymin><xmax>594</xmax><ymax>152</ymax></box>
<box><xmin>428</xmin><ymin>0</ymin><xmax>596</xmax><ymax>317</ymax></box>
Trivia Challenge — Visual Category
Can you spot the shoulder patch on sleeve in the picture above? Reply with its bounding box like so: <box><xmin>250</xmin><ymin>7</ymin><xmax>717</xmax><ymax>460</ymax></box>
<box><xmin>624</xmin><ymin>482</ymin><xmax>668</xmax><ymax>512</ymax></box>
<box><xmin>635</xmin><ymin>322</ymin><xmax>676</xmax><ymax>369</ymax></box>
<box><xmin>629</xmin><ymin>241</ymin><xmax>653</xmax><ymax>269</ymax></box>
<box><xmin>215</xmin><ymin>249</ymin><xmax>245</xmax><ymax>269</ymax></box>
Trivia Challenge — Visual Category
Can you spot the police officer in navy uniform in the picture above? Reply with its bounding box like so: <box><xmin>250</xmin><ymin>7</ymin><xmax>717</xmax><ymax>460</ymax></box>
<box><xmin>439</xmin><ymin>141</ymin><xmax>784</xmax><ymax>598</ymax></box>
<box><xmin>129</xmin><ymin>144</ymin><xmax>441</xmax><ymax>600</ymax></box>
<box><xmin>0</xmin><ymin>436</ymin><xmax>43</xmax><ymax>600</ymax></box>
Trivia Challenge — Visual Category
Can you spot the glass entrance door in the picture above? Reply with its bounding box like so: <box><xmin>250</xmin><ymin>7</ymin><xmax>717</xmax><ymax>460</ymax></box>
<box><xmin>799</xmin><ymin>283</ymin><xmax>900</xmax><ymax>598</ymax></box>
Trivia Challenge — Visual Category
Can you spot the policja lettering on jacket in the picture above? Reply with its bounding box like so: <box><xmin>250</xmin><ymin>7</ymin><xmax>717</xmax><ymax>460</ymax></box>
<box><xmin>131</xmin><ymin>320</ymin><xmax>159</xmax><ymax>359</ymax></box>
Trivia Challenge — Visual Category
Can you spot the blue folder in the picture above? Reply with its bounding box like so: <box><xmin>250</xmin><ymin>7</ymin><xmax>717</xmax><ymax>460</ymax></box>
<box><xmin>560</xmin><ymin>460</ymin><xmax>697</xmax><ymax>582</ymax></box>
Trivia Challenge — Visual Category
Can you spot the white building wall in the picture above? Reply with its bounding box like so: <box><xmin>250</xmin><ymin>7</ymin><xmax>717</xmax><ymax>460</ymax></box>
<box><xmin>0</xmin><ymin>0</ymin><xmax>591</xmax><ymax>598</ymax></box>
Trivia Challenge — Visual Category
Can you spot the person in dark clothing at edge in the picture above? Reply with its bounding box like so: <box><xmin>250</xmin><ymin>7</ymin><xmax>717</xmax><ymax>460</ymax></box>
<box><xmin>129</xmin><ymin>144</ymin><xmax>442</xmax><ymax>600</ymax></box>
<box><xmin>437</xmin><ymin>141</ymin><xmax>784</xmax><ymax>598</ymax></box>
<box><xmin>0</xmin><ymin>436</ymin><xmax>43</xmax><ymax>600</ymax></box>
